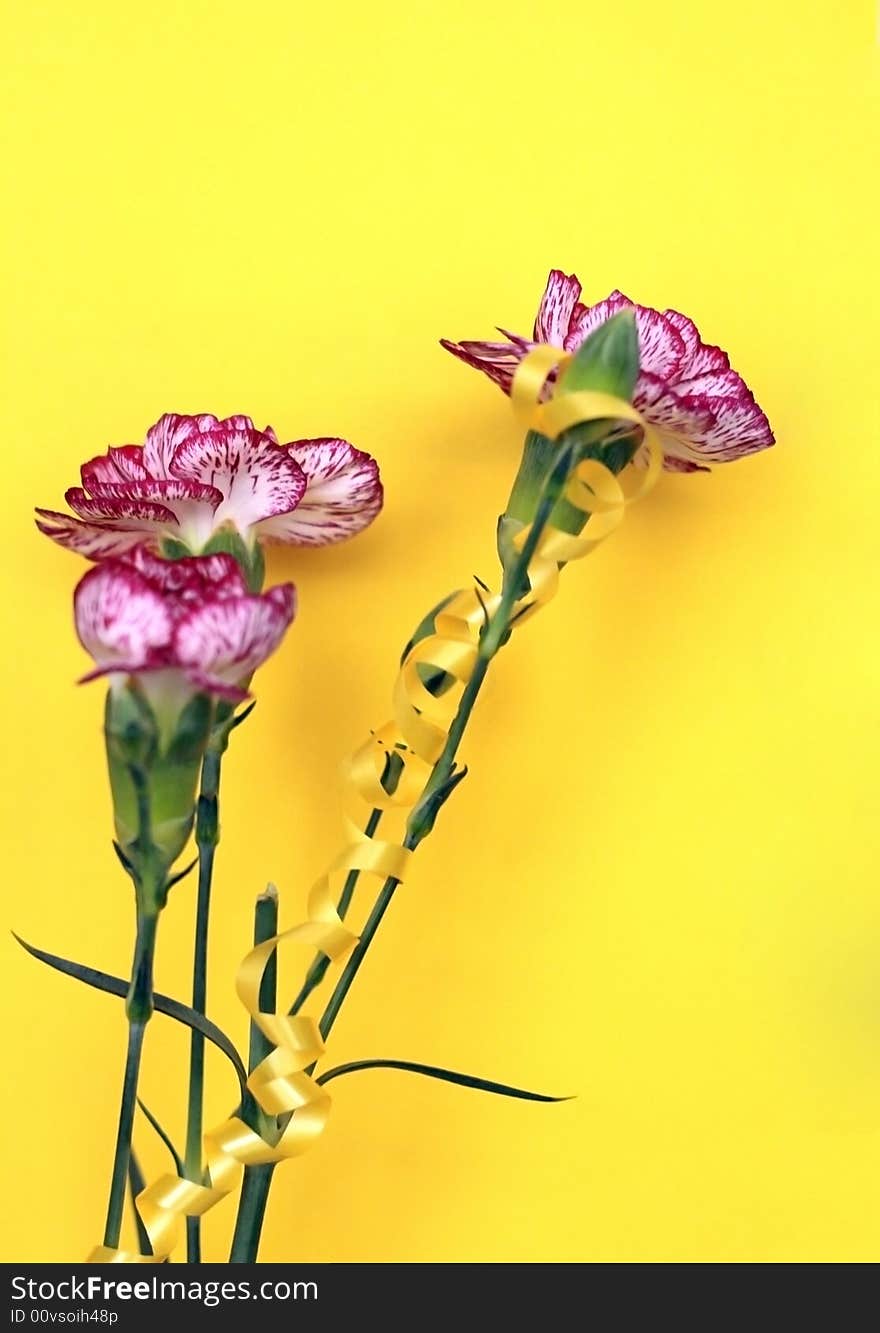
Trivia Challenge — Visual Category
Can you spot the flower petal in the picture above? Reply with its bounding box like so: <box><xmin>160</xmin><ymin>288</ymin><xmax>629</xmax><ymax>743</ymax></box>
<box><xmin>143</xmin><ymin>414</ymin><xmax>224</xmax><ymax>478</ymax></box>
<box><xmin>81</xmin><ymin>446</ymin><xmax>150</xmax><ymax>489</ymax></box>
<box><xmin>662</xmin><ymin>455</ymin><xmax>709</xmax><ymax>474</ymax></box>
<box><xmin>84</xmin><ymin>478</ymin><xmax>223</xmax><ymax>547</ymax></box>
<box><xmin>258</xmin><ymin>439</ymin><xmax>382</xmax><ymax>546</ymax></box>
<box><xmin>170</xmin><ymin>426</ymin><xmax>307</xmax><ymax>529</ymax></box>
<box><xmin>636</xmin><ymin>372</ymin><xmax>773</xmax><ymax>465</ymax></box>
<box><xmin>662</xmin><ymin>309</ymin><xmax>730</xmax><ymax>378</ymax></box>
<box><xmin>64</xmin><ymin>487</ymin><xmax>177</xmax><ymax>525</ymax></box>
<box><xmin>569</xmin><ymin>293</ymin><xmax>687</xmax><ymax>379</ymax></box>
<box><xmin>74</xmin><ymin>562</ymin><xmax>172</xmax><ymax>675</ymax></box>
<box><xmin>439</xmin><ymin>337</ymin><xmax>527</xmax><ymax>393</ymax></box>
<box><xmin>173</xmin><ymin>585</ymin><xmax>296</xmax><ymax>697</ymax></box>
<box><xmin>674</xmin><ymin>370</ymin><xmax>758</xmax><ymax>400</ymax></box>
<box><xmin>634</xmin><ymin>375</ymin><xmax>720</xmax><ymax>468</ymax></box>
<box><xmin>532</xmin><ymin>270</ymin><xmax>583</xmax><ymax>344</ymax></box>
<box><xmin>120</xmin><ymin>546</ymin><xmax>249</xmax><ymax>606</ymax></box>
<box><xmin>671</xmin><ymin>390</ymin><xmax>775</xmax><ymax>460</ymax></box>
<box><xmin>35</xmin><ymin>509</ymin><xmax>157</xmax><ymax>559</ymax></box>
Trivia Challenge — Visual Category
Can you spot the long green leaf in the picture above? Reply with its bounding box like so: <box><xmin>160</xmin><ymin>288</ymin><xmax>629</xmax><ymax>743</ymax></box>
<box><xmin>137</xmin><ymin>1099</ymin><xmax>184</xmax><ymax>1175</ymax></box>
<box><xmin>316</xmin><ymin>1058</ymin><xmax>569</xmax><ymax>1102</ymax></box>
<box><xmin>13</xmin><ymin>933</ymin><xmax>247</xmax><ymax>1093</ymax></box>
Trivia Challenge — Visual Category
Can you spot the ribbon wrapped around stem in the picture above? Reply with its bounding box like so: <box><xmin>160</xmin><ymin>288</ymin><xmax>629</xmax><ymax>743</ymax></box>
<box><xmin>89</xmin><ymin>346</ymin><xmax>662</xmax><ymax>1262</ymax></box>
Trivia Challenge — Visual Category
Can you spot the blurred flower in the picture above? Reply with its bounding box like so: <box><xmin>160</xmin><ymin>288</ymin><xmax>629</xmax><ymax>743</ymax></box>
<box><xmin>441</xmin><ymin>270</ymin><xmax>774</xmax><ymax>471</ymax></box>
<box><xmin>74</xmin><ymin>546</ymin><xmax>295</xmax><ymax>708</ymax></box>
<box><xmin>37</xmin><ymin>414</ymin><xmax>382</xmax><ymax>558</ymax></box>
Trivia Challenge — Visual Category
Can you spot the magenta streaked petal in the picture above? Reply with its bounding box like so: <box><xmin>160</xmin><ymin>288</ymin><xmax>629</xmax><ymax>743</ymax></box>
<box><xmin>90</xmin><ymin>478</ymin><xmax>222</xmax><ymax>504</ymax></box>
<box><xmin>264</xmin><ymin>583</ymin><xmax>297</xmax><ymax>618</ymax></box>
<box><xmin>440</xmin><ymin>337</ymin><xmax>527</xmax><ymax>393</ymax></box>
<box><xmin>143</xmin><ymin>414</ymin><xmax>223</xmax><ymax>478</ymax></box>
<box><xmin>533</xmin><ymin>270</ymin><xmax>583</xmax><ymax>344</ymax></box>
<box><xmin>119</xmin><ymin>546</ymin><xmax>249</xmax><ymax>606</ymax></box>
<box><xmin>635</xmin><ymin>374</ymin><xmax>716</xmax><ymax>437</ymax></box>
<box><xmin>637</xmin><ymin>374</ymin><xmax>774</xmax><ymax>465</ymax></box>
<box><xmin>81</xmin><ymin>445</ymin><xmax>150</xmax><ymax>489</ymax></box>
<box><xmin>64</xmin><ymin>487</ymin><xmax>177</xmax><ymax>525</ymax></box>
<box><xmin>496</xmin><ymin>326</ymin><xmax>534</xmax><ymax>349</ymax></box>
<box><xmin>570</xmin><ymin>294</ymin><xmax>687</xmax><ymax>379</ymax></box>
<box><xmin>258</xmin><ymin>439</ymin><xmax>382</xmax><ymax>546</ymax></box>
<box><xmin>170</xmin><ymin>428</ymin><xmax>307</xmax><ymax>529</ymax></box>
<box><xmin>634</xmin><ymin>376</ymin><xmax>720</xmax><ymax>468</ymax></box>
<box><xmin>74</xmin><ymin>562</ymin><xmax>173</xmax><ymax>673</ymax></box>
<box><xmin>662</xmin><ymin>455</ymin><xmax>710</xmax><ymax>474</ymax></box>
<box><xmin>662</xmin><ymin>309</ymin><xmax>730</xmax><ymax>377</ymax></box>
<box><xmin>183</xmin><ymin>673</ymin><xmax>250</xmax><ymax>702</ymax></box>
<box><xmin>85</xmin><ymin>479</ymin><xmax>223</xmax><ymax>547</ymax></box>
<box><xmin>672</xmin><ymin>391</ymin><xmax>775</xmax><ymax>459</ymax></box>
<box><xmin>35</xmin><ymin>509</ymin><xmax>156</xmax><ymax>559</ymax></box>
<box><xmin>674</xmin><ymin>369</ymin><xmax>757</xmax><ymax>401</ymax></box>
<box><xmin>77</xmin><ymin>660</ymin><xmax>156</xmax><ymax>684</ymax></box>
<box><xmin>173</xmin><ymin>585</ymin><xmax>296</xmax><ymax>693</ymax></box>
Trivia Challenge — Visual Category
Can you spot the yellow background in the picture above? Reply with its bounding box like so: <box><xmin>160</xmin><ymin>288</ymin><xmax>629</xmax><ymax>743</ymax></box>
<box><xmin>2</xmin><ymin>1</ymin><xmax>878</xmax><ymax>1264</ymax></box>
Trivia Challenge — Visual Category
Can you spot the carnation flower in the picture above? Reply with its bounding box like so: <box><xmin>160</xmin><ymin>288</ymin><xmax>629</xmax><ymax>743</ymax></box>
<box><xmin>38</xmin><ymin>414</ymin><xmax>382</xmax><ymax>558</ymax></box>
<box><xmin>441</xmin><ymin>270</ymin><xmax>774</xmax><ymax>471</ymax></box>
<box><xmin>74</xmin><ymin>546</ymin><xmax>295</xmax><ymax>707</ymax></box>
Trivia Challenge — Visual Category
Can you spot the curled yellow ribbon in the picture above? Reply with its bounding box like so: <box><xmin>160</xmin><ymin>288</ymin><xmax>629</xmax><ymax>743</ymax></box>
<box><xmin>90</xmin><ymin>346</ymin><xmax>661</xmax><ymax>1262</ymax></box>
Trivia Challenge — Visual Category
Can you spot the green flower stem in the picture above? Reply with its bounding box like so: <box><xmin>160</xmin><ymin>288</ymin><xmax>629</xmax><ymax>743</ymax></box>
<box><xmin>230</xmin><ymin>1164</ymin><xmax>274</xmax><ymax>1263</ymax></box>
<box><xmin>316</xmin><ymin>439</ymin><xmax>577</xmax><ymax>1044</ymax></box>
<box><xmin>227</xmin><ymin>439</ymin><xmax>584</xmax><ymax>1265</ymax></box>
<box><xmin>184</xmin><ymin>745</ymin><xmax>222</xmax><ymax>1265</ymax></box>
<box><xmin>102</xmin><ymin>904</ymin><xmax>160</xmax><ymax>1251</ymax></box>
<box><xmin>229</xmin><ymin>887</ymin><xmax>280</xmax><ymax>1265</ymax></box>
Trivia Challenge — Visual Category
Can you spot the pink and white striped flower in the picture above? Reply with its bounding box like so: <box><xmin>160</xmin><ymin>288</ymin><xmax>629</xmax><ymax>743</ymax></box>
<box><xmin>74</xmin><ymin>546</ymin><xmax>296</xmax><ymax>706</ymax></box>
<box><xmin>38</xmin><ymin>414</ymin><xmax>383</xmax><ymax>559</ymax></box>
<box><xmin>441</xmin><ymin>270</ymin><xmax>774</xmax><ymax>471</ymax></box>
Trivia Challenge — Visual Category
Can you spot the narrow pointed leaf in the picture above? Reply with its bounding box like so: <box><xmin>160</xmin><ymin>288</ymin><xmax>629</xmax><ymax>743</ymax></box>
<box><xmin>316</xmin><ymin>1058</ymin><xmax>569</xmax><ymax>1102</ymax></box>
<box><xmin>13</xmin><ymin>933</ymin><xmax>247</xmax><ymax>1093</ymax></box>
<box><xmin>164</xmin><ymin>856</ymin><xmax>198</xmax><ymax>892</ymax></box>
<box><xmin>137</xmin><ymin>1099</ymin><xmax>184</xmax><ymax>1175</ymax></box>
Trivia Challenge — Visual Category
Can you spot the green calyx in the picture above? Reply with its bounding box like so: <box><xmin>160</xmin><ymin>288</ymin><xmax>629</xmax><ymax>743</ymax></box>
<box><xmin>161</xmin><ymin>529</ymin><xmax>265</xmax><ymax>592</ymax></box>
<box><xmin>105</xmin><ymin>688</ymin><xmax>214</xmax><ymax>909</ymax></box>
<box><xmin>200</xmin><ymin>529</ymin><xmax>265</xmax><ymax>592</ymax></box>
<box><xmin>500</xmin><ymin>310</ymin><xmax>642</xmax><ymax>550</ymax></box>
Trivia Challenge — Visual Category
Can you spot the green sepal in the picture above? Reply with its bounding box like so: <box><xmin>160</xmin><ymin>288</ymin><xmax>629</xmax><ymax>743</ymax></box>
<box><xmin>209</xmin><ymin>699</ymin><xmax>256</xmax><ymax>755</ymax></box>
<box><xmin>160</xmin><ymin>528</ymin><xmax>265</xmax><ymax>590</ymax></box>
<box><xmin>105</xmin><ymin>689</ymin><xmax>214</xmax><ymax>874</ymax></box>
<box><xmin>202</xmin><ymin>528</ymin><xmax>265</xmax><ymax>592</ymax></box>
<box><xmin>556</xmin><ymin>308</ymin><xmax>639</xmax><ymax>399</ymax></box>
<box><xmin>166</xmin><ymin>692</ymin><xmax>214</xmax><ymax>767</ymax></box>
<box><xmin>159</xmin><ymin>536</ymin><xmax>192</xmax><ymax>561</ymax></box>
<box><xmin>406</xmin><ymin>764</ymin><xmax>467</xmax><ymax>844</ymax></box>
<box><xmin>104</xmin><ymin>686</ymin><xmax>159</xmax><ymax>771</ymax></box>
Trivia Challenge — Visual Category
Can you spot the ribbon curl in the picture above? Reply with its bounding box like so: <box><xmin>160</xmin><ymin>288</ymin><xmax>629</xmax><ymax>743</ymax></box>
<box><xmin>90</xmin><ymin>346</ymin><xmax>661</xmax><ymax>1262</ymax></box>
